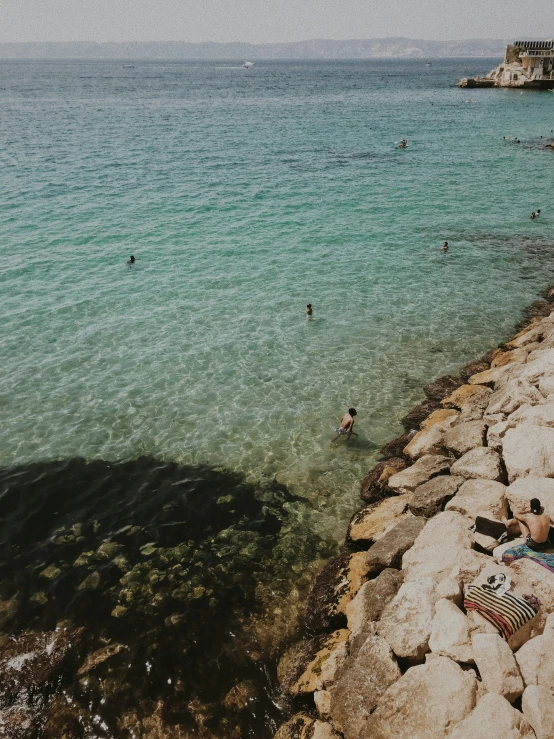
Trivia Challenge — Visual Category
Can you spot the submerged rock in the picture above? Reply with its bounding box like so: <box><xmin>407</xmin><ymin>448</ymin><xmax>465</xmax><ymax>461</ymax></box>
<box><xmin>0</xmin><ymin>594</ymin><xmax>20</xmax><ymax>629</ymax></box>
<box><xmin>77</xmin><ymin>643</ymin><xmax>127</xmax><ymax>676</ymax></box>
<box><xmin>277</xmin><ymin>630</ymin><xmax>349</xmax><ymax>696</ymax></box>
<box><xmin>360</xmin><ymin>458</ymin><xmax>406</xmax><ymax>502</ymax></box>
<box><xmin>423</xmin><ymin>375</ymin><xmax>463</xmax><ymax>401</ymax></box>
<box><xmin>0</xmin><ymin>706</ymin><xmax>37</xmax><ymax>739</ymax></box>
<box><xmin>401</xmin><ymin>399</ymin><xmax>441</xmax><ymax>431</ymax></box>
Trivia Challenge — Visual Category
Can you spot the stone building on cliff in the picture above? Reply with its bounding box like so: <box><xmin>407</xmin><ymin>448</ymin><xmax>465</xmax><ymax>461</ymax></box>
<box><xmin>458</xmin><ymin>39</ymin><xmax>554</xmax><ymax>88</ymax></box>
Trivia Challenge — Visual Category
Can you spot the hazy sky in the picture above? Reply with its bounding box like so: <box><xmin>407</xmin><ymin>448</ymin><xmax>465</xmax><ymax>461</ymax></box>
<box><xmin>2</xmin><ymin>0</ymin><xmax>554</xmax><ymax>44</ymax></box>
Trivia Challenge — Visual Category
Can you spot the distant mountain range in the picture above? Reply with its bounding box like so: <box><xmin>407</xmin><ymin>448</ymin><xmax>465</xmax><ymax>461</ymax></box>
<box><xmin>0</xmin><ymin>38</ymin><xmax>508</xmax><ymax>60</ymax></box>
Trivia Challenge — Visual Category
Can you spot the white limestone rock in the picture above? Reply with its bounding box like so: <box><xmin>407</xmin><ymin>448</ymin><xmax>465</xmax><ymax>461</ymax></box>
<box><xmin>428</xmin><ymin>598</ymin><xmax>474</xmax><ymax>663</ymax></box>
<box><xmin>503</xmin><ymin>424</ymin><xmax>554</xmax><ymax>481</ymax></box>
<box><xmin>443</xmin><ymin>420</ymin><xmax>486</xmax><ymax>457</ymax></box>
<box><xmin>361</xmin><ymin>656</ymin><xmax>477</xmax><ymax>739</ymax></box>
<box><xmin>487</xmin><ymin>420</ymin><xmax>510</xmax><ymax>451</ymax></box>
<box><xmin>345</xmin><ymin>568</ymin><xmax>403</xmax><ymax>639</ymax></box>
<box><xmin>387</xmin><ymin>455</ymin><xmax>452</xmax><ymax>494</ymax></box>
<box><xmin>445</xmin><ymin>479</ymin><xmax>508</xmax><ymax>521</ymax></box>
<box><xmin>347</xmin><ymin>494</ymin><xmax>412</xmax><ymax>543</ymax></box>
<box><xmin>402</xmin><ymin>511</ymin><xmax>475</xmax><ymax>583</ymax></box>
<box><xmin>442</xmin><ymin>384</ymin><xmax>493</xmax><ymax>417</ymax></box>
<box><xmin>450</xmin><ymin>447</ymin><xmax>504</xmax><ymax>481</ymax></box>
<box><xmin>505</xmin><ymin>476</ymin><xmax>554</xmax><ymax>519</ymax></box>
<box><xmin>486</xmin><ymin>378</ymin><xmax>544</xmax><ymax>417</ymax></box>
<box><xmin>516</xmin><ymin>618</ymin><xmax>554</xmax><ymax>692</ymax></box>
<box><xmin>448</xmin><ymin>693</ymin><xmax>535</xmax><ymax>739</ymax></box>
<box><xmin>378</xmin><ymin>577</ymin><xmax>437</xmax><ymax>659</ymax></box>
<box><xmin>471</xmin><ymin>633</ymin><xmax>523</xmax><ymax>702</ymax></box>
<box><xmin>404</xmin><ymin>413</ymin><xmax>459</xmax><ymax>459</ymax></box>
<box><xmin>522</xmin><ymin>684</ymin><xmax>554</xmax><ymax>739</ymax></box>
<box><xmin>491</xmin><ymin>348</ymin><xmax>529</xmax><ymax>368</ymax></box>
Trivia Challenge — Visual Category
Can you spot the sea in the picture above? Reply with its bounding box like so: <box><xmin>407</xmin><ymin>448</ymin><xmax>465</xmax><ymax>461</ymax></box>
<box><xmin>1</xmin><ymin>58</ymin><xmax>553</xmax><ymax>737</ymax></box>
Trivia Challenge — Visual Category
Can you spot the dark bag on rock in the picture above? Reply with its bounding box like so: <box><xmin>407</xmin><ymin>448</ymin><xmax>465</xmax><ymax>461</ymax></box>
<box><xmin>472</xmin><ymin>516</ymin><xmax>508</xmax><ymax>541</ymax></box>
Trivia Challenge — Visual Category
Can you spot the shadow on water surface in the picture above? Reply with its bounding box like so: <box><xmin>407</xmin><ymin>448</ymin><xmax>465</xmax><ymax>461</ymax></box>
<box><xmin>0</xmin><ymin>457</ymin><xmax>332</xmax><ymax>738</ymax></box>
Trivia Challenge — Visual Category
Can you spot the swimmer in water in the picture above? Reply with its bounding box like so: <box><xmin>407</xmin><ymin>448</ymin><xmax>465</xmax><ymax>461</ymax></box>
<box><xmin>530</xmin><ymin>212</ymin><xmax>536</xmax><ymax>220</ymax></box>
<box><xmin>127</xmin><ymin>255</ymin><xmax>136</xmax><ymax>264</ymax></box>
<box><xmin>333</xmin><ymin>408</ymin><xmax>358</xmax><ymax>441</ymax></box>
<box><xmin>537</xmin><ymin>209</ymin><xmax>541</xmax><ymax>217</ymax></box>
<box><xmin>397</xmin><ymin>139</ymin><xmax>408</xmax><ymax>149</ymax></box>
<box><xmin>306</xmin><ymin>303</ymin><xmax>313</xmax><ymax>317</ymax></box>
<box><xmin>442</xmin><ymin>241</ymin><xmax>449</xmax><ymax>251</ymax></box>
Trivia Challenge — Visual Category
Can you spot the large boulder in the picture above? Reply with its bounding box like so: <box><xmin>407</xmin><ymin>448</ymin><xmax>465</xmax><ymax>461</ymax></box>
<box><xmin>491</xmin><ymin>348</ymin><xmax>529</xmax><ymax>368</ymax></box>
<box><xmin>378</xmin><ymin>577</ymin><xmax>438</xmax><ymax>659</ymax></box>
<box><xmin>448</xmin><ymin>693</ymin><xmax>535</xmax><ymax>739</ymax></box>
<box><xmin>515</xmin><ymin>616</ymin><xmax>554</xmax><ymax>692</ymax></box>
<box><xmin>471</xmin><ymin>633</ymin><xmax>524</xmax><ymax>702</ymax></box>
<box><xmin>486</xmin><ymin>378</ymin><xmax>544</xmax><ymax>418</ymax></box>
<box><xmin>401</xmin><ymin>399</ymin><xmax>442</xmax><ymax>432</ymax></box>
<box><xmin>442</xmin><ymin>384</ymin><xmax>492</xmax><ymax>418</ymax></box>
<box><xmin>522</xmin><ymin>684</ymin><xmax>554</xmax><ymax>739</ymax></box>
<box><xmin>345</xmin><ymin>568</ymin><xmax>403</xmax><ymax>639</ymax></box>
<box><xmin>428</xmin><ymin>598</ymin><xmax>474</xmax><ymax>663</ymax></box>
<box><xmin>509</xmin><ymin>399</ymin><xmax>554</xmax><ymax>426</ymax></box>
<box><xmin>403</xmin><ymin>424</ymin><xmax>448</xmax><ymax>460</ymax></box>
<box><xmin>360</xmin><ymin>458</ymin><xmax>406</xmax><ymax>502</ymax></box>
<box><xmin>347</xmin><ymin>495</ymin><xmax>412</xmax><ymax>544</ymax></box>
<box><xmin>387</xmin><ymin>455</ymin><xmax>452</xmax><ymax>494</ymax></box>
<box><xmin>450</xmin><ymin>447</ymin><xmax>504</xmax><ymax>482</ymax></box>
<box><xmin>277</xmin><ymin>630</ymin><xmax>349</xmax><ymax>696</ymax></box>
<box><xmin>443</xmin><ymin>420</ymin><xmax>486</xmax><ymax>457</ymax></box>
<box><xmin>505</xmin><ymin>476</ymin><xmax>554</xmax><ymax>518</ymax></box>
<box><xmin>0</xmin><ymin>706</ymin><xmax>36</xmax><ymax>739</ymax></box>
<box><xmin>408</xmin><ymin>475</ymin><xmax>464</xmax><ymax>517</ymax></box>
<box><xmin>304</xmin><ymin>551</ymin><xmax>374</xmax><ymax>632</ymax></box>
<box><xmin>402</xmin><ymin>511</ymin><xmax>474</xmax><ymax>583</ymax></box>
<box><xmin>363</xmin><ymin>516</ymin><xmax>426</xmax><ymax>573</ymax></box>
<box><xmin>361</xmin><ymin>656</ymin><xmax>477</xmax><ymax>739</ymax></box>
<box><xmin>420</xmin><ymin>408</ymin><xmax>460</xmax><ymax>429</ymax></box>
<box><xmin>445</xmin><ymin>479</ymin><xmax>508</xmax><ymax>521</ymax></box>
<box><xmin>328</xmin><ymin>635</ymin><xmax>401</xmax><ymax>739</ymax></box>
<box><xmin>503</xmin><ymin>424</ymin><xmax>554</xmax><ymax>481</ymax></box>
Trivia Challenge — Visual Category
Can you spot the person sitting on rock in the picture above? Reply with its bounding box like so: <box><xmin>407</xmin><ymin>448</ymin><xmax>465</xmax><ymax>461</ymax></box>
<box><xmin>502</xmin><ymin>498</ymin><xmax>552</xmax><ymax>551</ymax></box>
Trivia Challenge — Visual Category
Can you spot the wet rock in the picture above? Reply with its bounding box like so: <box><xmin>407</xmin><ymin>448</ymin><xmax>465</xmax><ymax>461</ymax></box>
<box><xmin>40</xmin><ymin>564</ymin><xmax>61</xmax><ymax>579</ymax></box>
<box><xmin>119</xmin><ymin>700</ymin><xmax>189</xmax><ymax>739</ymax></box>
<box><xmin>505</xmin><ymin>476</ymin><xmax>554</xmax><ymax>519</ymax></box>
<box><xmin>402</xmin><ymin>511</ymin><xmax>474</xmax><ymax>583</ymax></box>
<box><xmin>491</xmin><ymin>348</ymin><xmax>529</xmax><ymax>368</ymax></box>
<box><xmin>442</xmin><ymin>383</ymin><xmax>492</xmax><ymax>418</ymax></box>
<box><xmin>0</xmin><ymin>628</ymin><xmax>84</xmax><ymax>703</ymax></box>
<box><xmin>363</xmin><ymin>516</ymin><xmax>425</xmax><ymax>572</ymax></box>
<box><xmin>379</xmin><ymin>431</ymin><xmax>414</xmax><ymax>459</ymax></box>
<box><xmin>378</xmin><ymin>577</ymin><xmax>438</xmax><ymax>659</ymax></box>
<box><xmin>401</xmin><ymin>399</ymin><xmax>441</xmax><ymax>431</ymax></box>
<box><xmin>472</xmin><ymin>633</ymin><xmax>524</xmax><ymax>701</ymax></box>
<box><xmin>347</xmin><ymin>494</ymin><xmax>412</xmax><ymax>544</ymax></box>
<box><xmin>450</xmin><ymin>447</ymin><xmax>504</xmax><ymax>481</ymax></box>
<box><xmin>345</xmin><ymin>568</ymin><xmax>404</xmax><ymax>639</ymax></box>
<box><xmin>72</xmin><ymin>551</ymin><xmax>94</xmax><ymax>567</ymax></box>
<box><xmin>387</xmin><ymin>454</ymin><xmax>452</xmax><ymax>494</ymax></box>
<box><xmin>445</xmin><ymin>479</ymin><xmax>508</xmax><ymax>521</ymax></box>
<box><xmin>95</xmin><ymin>541</ymin><xmax>124</xmax><ymax>560</ymax></box>
<box><xmin>428</xmin><ymin>598</ymin><xmax>474</xmax><ymax>663</ymax></box>
<box><xmin>0</xmin><ymin>594</ymin><xmax>20</xmax><ymax>629</ymax></box>
<box><xmin>305</xmin><ymin>551</ymin><xmax>373</xmax><ymax>632</ymax></box>
<box><xmin>273</xmin><ymin>713</ymin><xmax>319</xmax><ymax>739</ymax></box>
<box><xmin>363</xmin><ymin>656</ymin><xmax>477</xmax><ymax>739</ymax></box>
<box><xmin>360</xmin><ymin>458</ymin><xmax>406</xmax><ymax>502</ymax></box>
<box><xmin>408</xmin><ymin>475</ymin><xmax>464</xmax><ymax>517</ymax></box>
<box><xmin>77</xmin><ymin>643</ymin><xmax>127</xmax><ymax>676</ymax></box>
<box><xmin>460</xmin><ymin>357</ymin><xmax>492</xmax><ymax>382</ymax></box>
<box><xmin>423</xmin><ymin>375</ymin><xmax>463</xmax><ymax>401</ymax></box>
<box><xmin>43</xmin><ymin>696</ymin><xmax>94</xmax><ymax>739</ymax></box>
<box><xmin>77</xmin><ymin>570</ymin><xmax>102</xmax><ymax>590</ymax></box>
<box><xmin>503</xmin><ymin>424</ymin><xmax>554</xmax><ymax>481</ymax></box>
<box><xmin>448</xmin><ymin>693</ymin><xmax>535</xmax><ymax>739</ymax></box>
<box><xmin>521</xmin><ymin>684</ymin><xmax>554</xmax><ymax>739</ymax></box>
<box><xmin>277</xmin><ymin>630</ymin><xmax>349</xmax><ymax>696</ymax></box>
<box><xmin>328</xmin><ymin>635</ymin><xmax>401</xmax><ymax>738</ymax></box>
<box><xmin>443</xmin><ymin>420</ymin><xmax>486</xmax><ymax>457</ymax></box>
<box><xmin>223</xmin><ymin>680</ymin><xmax>257</xmax><ymax>712</ymax></box>
<box><xmin>0</xmin><ymin>706</ymin><xmax>37</xmax><ymax>739</ymax></box>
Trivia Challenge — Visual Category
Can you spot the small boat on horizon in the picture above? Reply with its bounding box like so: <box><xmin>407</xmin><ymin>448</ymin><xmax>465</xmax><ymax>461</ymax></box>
<box><xmin>122</xmin><ymin>63</ymin><xmax>135</xmax><ymax>69</ymax></box>
<box><xmin>244</xmin><ymin>61</ymin><xmax>254</xmax><ymax>69</ymax></box>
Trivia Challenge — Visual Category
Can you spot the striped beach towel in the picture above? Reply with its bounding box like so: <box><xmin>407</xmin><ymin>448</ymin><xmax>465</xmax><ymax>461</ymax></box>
<box><xmin>464</xmin><ymin>585</ymin><xmax>539</xmax><ymax>640</ymax></box>
<box><xmin>501</xmin><ymin>544</ymin><xmax>554</xmax><ymax>576</ymax></box>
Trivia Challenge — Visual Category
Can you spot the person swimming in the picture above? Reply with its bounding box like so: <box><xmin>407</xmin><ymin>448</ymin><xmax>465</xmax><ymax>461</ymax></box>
<box><xmin>442</xmin><ymin>241</ymin><xmax>449</xmax><ymax>251</ymax></box>
<box><xmin>306</xmin><ymin>303</ymin><xmax>313</xmax><ymax>317</ymax></box>
<box><xmin>397</xmin><ymin>139</ymin><xmax>408</xmax><ymax>149</ymax></box>
<box><xmin>530</xmin><ymin>212</ymin><xmax>536</xmax><ymax>220</ymax></box>
<box><xmin>127</xmin><ymin>255</ymin><xmax>136</xmax><ymax>264</ymax></box>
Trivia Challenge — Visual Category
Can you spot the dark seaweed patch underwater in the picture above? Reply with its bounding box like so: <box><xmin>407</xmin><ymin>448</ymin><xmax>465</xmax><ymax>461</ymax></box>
<box><xmin>0</xmin><ymin>458</ymin><xmax>332</xmax><ymax>737</ymax></box>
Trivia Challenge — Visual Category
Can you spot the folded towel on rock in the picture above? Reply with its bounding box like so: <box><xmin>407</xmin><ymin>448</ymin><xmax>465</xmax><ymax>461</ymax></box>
<box><xmin>464</xmin><ymin>585</ymin><xmax>539</xmax><ymax>640</ymax></box>
<box><xmin>501</xmin><ymin>543</ymin><xmax>554</xmax><ymax>576</ymax></box>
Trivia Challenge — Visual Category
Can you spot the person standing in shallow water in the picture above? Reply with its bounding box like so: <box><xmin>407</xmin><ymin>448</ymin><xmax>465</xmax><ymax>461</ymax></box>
<box><xmin>306</xmin><ymin>304</ymin><xmax>313</xmax><ymax>318</ymax></box>
<box><xmin>442</xmin><ymin>241</ymin><xmax>448</xmax><ymax>252</ymax></box>
<box><xmin>333</xmin><ymin>408</ymin><xmax>358</xmax><ymax>440</ymax></box>
<box><xmin>127</xmin><ymin>255</ymin><xmax>136</xmax><ymax>264</ymax></box>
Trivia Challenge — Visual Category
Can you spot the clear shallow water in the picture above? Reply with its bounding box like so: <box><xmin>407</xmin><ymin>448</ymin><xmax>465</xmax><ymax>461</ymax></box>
<box><xmin>1</xmin><ymin>59</ymin><xmax>554</xmax><ymax>736</ymax></box>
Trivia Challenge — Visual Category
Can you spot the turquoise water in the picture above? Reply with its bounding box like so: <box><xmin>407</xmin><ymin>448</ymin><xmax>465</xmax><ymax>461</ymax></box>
<box><xmin>1</xmin><ymin>59</ymin><xmax>554</xmax><ymax>735</ymax></box>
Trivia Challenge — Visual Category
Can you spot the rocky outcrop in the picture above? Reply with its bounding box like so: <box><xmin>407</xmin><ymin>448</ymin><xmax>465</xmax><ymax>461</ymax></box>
<box><xmin>362</xmin><ymin>656</ymin><xmax>477</xmax><ymax>739</ymax></box>
<box><xmin>327</xmin><ymin>635</ymin><xmax>401</xmax><ymax>738</ymax></box>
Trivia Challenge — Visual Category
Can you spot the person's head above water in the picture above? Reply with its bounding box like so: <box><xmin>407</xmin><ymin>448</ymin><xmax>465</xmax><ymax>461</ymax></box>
<box><xmin>348</xmin><ymin>408</ymin><xmax>357</xmax><ymax>416</ymax></box>
<box><xmin>530</xmin><ymin>498</ymin><xmax>544</xmax><ymax>514</ymax></box>
<box><xmin>307</xmin><ymin>304</ymin><xmax>312</xmax><ymax>309</ymax></box>
<box><xmin>129</xmin><ymin>255</ymin><xmax>135</xmax><ymax>263</ymax></box>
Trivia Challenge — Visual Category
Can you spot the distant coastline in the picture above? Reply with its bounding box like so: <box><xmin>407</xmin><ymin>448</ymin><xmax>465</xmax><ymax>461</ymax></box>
<box><xmin>0</xmin><ymin>37</ymin><xmax>508</xmax><ymax>60</ymax></box>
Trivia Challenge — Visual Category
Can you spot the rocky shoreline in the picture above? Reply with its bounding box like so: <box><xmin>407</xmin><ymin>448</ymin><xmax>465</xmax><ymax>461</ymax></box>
<box><xmin>274</xmin><ymin>289</ymin><xmax>554</xmax><ymax>739</ymax></box>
